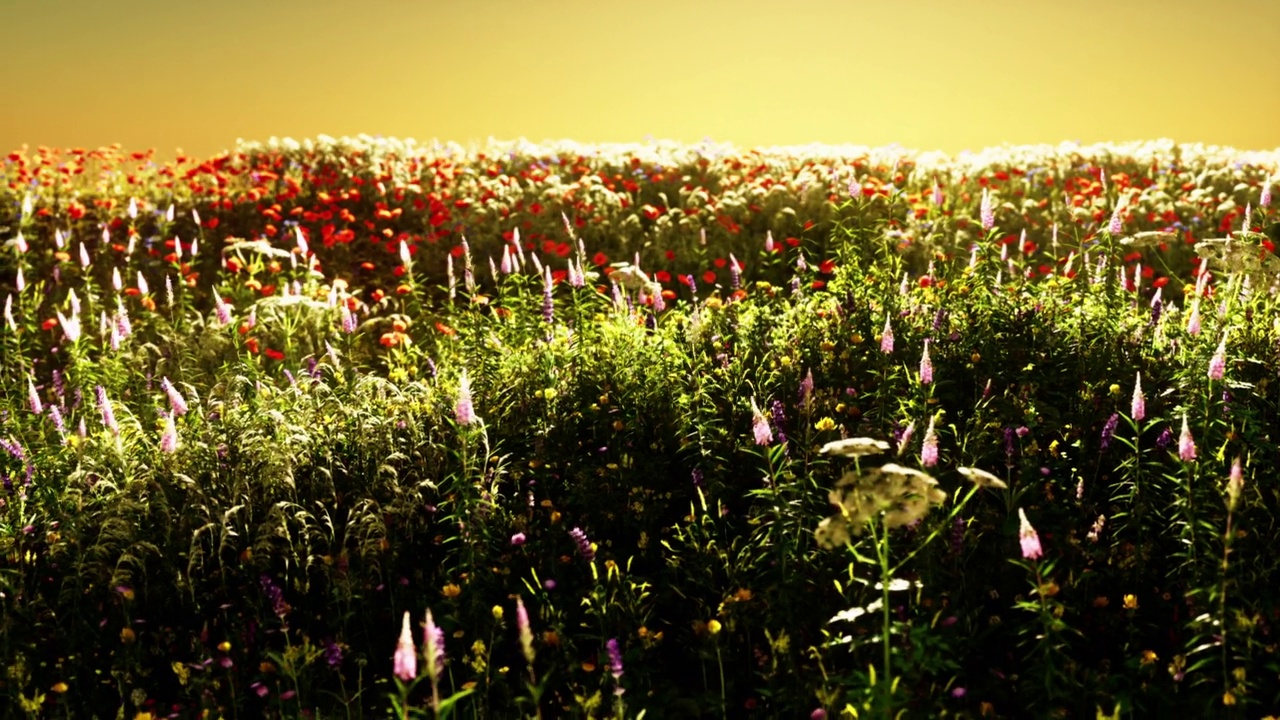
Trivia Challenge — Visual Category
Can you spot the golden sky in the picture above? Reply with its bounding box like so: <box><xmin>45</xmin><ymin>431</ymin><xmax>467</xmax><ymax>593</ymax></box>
<box><xmin>3</xmin><ymin>0</ymin><xmax>1278</xmax><ymax>159</ymax></box>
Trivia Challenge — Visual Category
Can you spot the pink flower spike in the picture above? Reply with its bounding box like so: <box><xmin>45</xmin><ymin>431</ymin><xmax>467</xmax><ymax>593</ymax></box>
<box><xmin>1208</xmin><ymin>335</ymin><xmax>1227</xmax><ymax>380</ymax></box>
<box><xmin>881</xmin><ymin>314</ymin><xmax>894</xmax><ymax>354</ymax></box>
<box><xmin>1186</xmin><ymin>299</ymin><xmax>1201</xmax><ymax>336</ymax></box>
<box><xmin>27</xmin><ymin>377</ymin><xmax>42</xmax><ymax>415</ymax></box>
<box><xmin>919</xmin><ymin>340</ymin><xmax>933</xmax><ymax>385</ymax></box>
<box><xmin>1131</xmin><ymin>372</ymin><xmax>1145</xmax><ymax>422</ymax></box>
<box><xmin>1017</xmin><ymin>508</ymin><xmax>1043</xmax><ymax>560</ymax></box>
<box><xmin>1178</xmin><ymin>414</ymin><xmax>1196</xmax><ymax>462</ymax></box>
<box><xmin>921</xmin><ymin>416</ymin><xmax>938</xmax><ymax>467</ymax></box>
<box><xmin>160</xmin><ymin>414</ymin><xmax>178</xmax><ymax>454</ymax></box>
<box><xmin>455</xmin><ymin>370</ymin><xmax>477</xmax><ymax>426</ymax></box>
<box><xmin>751</xmin><ymin>398</ymin><xmax>773</xmax><ymax>446</ymax></box>
<box><xmin>393</xmin><ymin>611</ymin><xmax>417</xmax><ymax>681</ymax></box>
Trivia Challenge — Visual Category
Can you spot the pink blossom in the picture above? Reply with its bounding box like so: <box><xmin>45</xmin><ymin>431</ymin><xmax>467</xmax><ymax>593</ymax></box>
<box><xmin>160</xmin><ymin>414</ymin><xmax>178</xmax><ymax>454</ymax></box>
<box><xmin>880</xmin><ymin>314</ymin><xmax>894</xmax><ymax>354</ymax></box>
<box><xmin>921</xmin><ymin>416</ymin><xmax>938</xmax><ymax>467</ymax></box>
<box><xmin>1178</xmin><ymin>414</ymin><xmax>1195</xmax><ymax>462</ymax></box>
<box><xmin>393</xmin><ymin>611</ymin><xmax>418</xmax><ymax>681</ymax></box>
<box><xmin>919</xmin><ymin>340</ymin><xmax>933</xmax><ymax>385</ymax></box>
<box><xmin>456</xmin><ymin>370</ymin><xmax>477</xmax><ymax>425</ymax></box>
<box><xmin>1208</xmin><ymin>336</ymin><xmax>1226</xmax><ymax>380</ymax></box>
<box><xmin>1017</xmin><ymin>508</ymin><xmax>1043</xmax><ymax>560</ymax></box>
<box><xmin>751</xmin><ymin>399</ymin><xmax>773</xmax><ymax>445</ymax></box>
<box><xmin>1131</xmin><ymin>372</ymin><xmax>1145</xmax><ymax>422</ymax></box>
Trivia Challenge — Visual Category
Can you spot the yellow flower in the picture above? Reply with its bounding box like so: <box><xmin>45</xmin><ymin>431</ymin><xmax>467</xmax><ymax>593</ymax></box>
<box><xmin>442</xmin><ymin>583</ymin><xmax>462</xmax><ymax>598</ymax></box>
<box><xmin>492</xmin><ymin>605</ymin><xmax>504</xmax><ymax>621</ymax></box>
<box><xmin>217</xmin><ymin>641</ymin><xmax>232</xmax><ymax>653</ymax></box>
<box><xmin>1109</xmin><ymin>383</ymin><xmax>1122</xmax><ymax>396</ymax></box>
<box><xmin>815</xmin><ymin>417</ymin><xmax>836</xmax><ymax>432</ymax></box>
<box><xmin>707</xmin><ymin>619</ymin><xmax>722</xmax><ymax>635</ymax></box>
<box><xmin>1222</xmin><ymin>691</ymin><xmax>1236</xmax><ymax>706</ymax></box>
<box><xmin>120</xmin><ymin>627</ymin><xmax>136</xmax><ymax>644</ymax></box>
<box><xmin>50</xmin><ymin>682</ymin><xmax>68</xmax><ymax>693</ymax></box>
<box><xmin>1123</xmin><ymin>594</ymin><xmax>1139</xmax><ymax>610</ymax></box>
<box><xmin>1140</xmin><ymin>650</ymin><xmax>1158</xmax><ymax>666</ymax></box>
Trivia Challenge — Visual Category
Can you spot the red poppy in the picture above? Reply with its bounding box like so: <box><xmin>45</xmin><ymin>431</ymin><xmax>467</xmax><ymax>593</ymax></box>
<box><xmin>264</xmin><ymin>348</ymin><xmax>285</xmax><ymax>361</ymax></box>
<box><xmin>713</xmin><ymin>257</ymin><xmax>727</xmax><ymax>269</ymax></box>
<box><xmin>702</xmin><ymin>270</ymin><xmax>717</xmax><ymax>284</ymax></box>
<box><xmin>654</xmin><ymin>270</ymin><xmax>671</xmax><ymax>283</ymax></box>
<box><xmin>592</xmin><ymin>252</ymin><xmax>609</xmax><ymax>267</ymax></box>
<box><xmin>41</xmin><ymin>318</ymin><xmax>58</xmax><ymax>331</ymax></box>
<box><xmin>245</xmin><ymin>337</ymin><xmax>260</xmax><ymax>354</ymax></box>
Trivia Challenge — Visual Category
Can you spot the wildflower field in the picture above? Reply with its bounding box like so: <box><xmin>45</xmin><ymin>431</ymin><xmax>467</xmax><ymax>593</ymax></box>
<box><xmin>2</xmin><ymin>136</ymin><xmax>1280</xmax><ymax>719</ymax></box>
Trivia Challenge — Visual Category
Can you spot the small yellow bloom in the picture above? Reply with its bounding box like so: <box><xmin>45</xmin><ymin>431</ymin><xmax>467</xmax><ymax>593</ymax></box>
<box><xmin>120</xmin><ymin>627</ymin><xmax>136</xmax><ymax>644</ymax></box>
<box><xmin>970</xmin><ymin>352</ymin><xmax>981</xmax><ymax>363</ymax></box>
<box><xmin>850</xmin><ymin>333</ymin><xmax>863</xmax><ymax>344</ymax></box>
<box><xmin>492</xmin><ymin>605</ymin><xmax>504</xmax><ymax>621</ymax></box>
<box><xmin>1222</xmin><ymin>691</ymin><xmax>1236</xmax><ymax>706</ymax></box>
<box><xmin>50</xmin><ymin>682</ymin><xmax>68</xmax><ymax>693</ymax></box>
<box><xmin>1123</xmin><ymin>594</ymin><xmax>1139</xmax><ymax>610</ymax></box>
<box><xmin>217</xmin><ymin>641</ymin><xmax>231</xmax><ymax>653</ymax></box>
<box><xmin>1140</xmin><ymin>650</ymin><xmax>1158</xmax><ymax>666</ymax></box>
<box><xmin>1109</xmin><ymin>383</ymin><xmax>1122</xmax><ymax>396</ymax></box>
<box><xmin>707</xmin><ymin>619</ymin><xmax>722</xmax><ymax>635</ymax></box>
<box><xmin>442</xmin><ymin>583</ymin><xmax>462</xmax><ymax>598</ymax></box>
<box><xmin>814</xmin><ymin>417</ymin><xmax>836</xmax><ymax>432</ymax></box>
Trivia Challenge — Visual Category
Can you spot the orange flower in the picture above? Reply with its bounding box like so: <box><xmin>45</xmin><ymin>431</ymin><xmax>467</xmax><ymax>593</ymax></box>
<box><xmin>245</xmin><ymin>337</ymin><xmax>260</xmax><ymax>354</ymax></box>
<box><xmin>395</xmin><ymin>284</ymin><xmax>412</xmax><ymax>295</ymax></box>
<box><xmin>42</xmin><ymin>318</ymin><xmax>59</xmax><ymax>331</ymax></box>
<box><xmin>392</xmin><ymin>319</ymin><xmax>408</xmax><ymax>333</ymax></box>
<box><xmin>434</xmin><ymin>322</ymin><xmax>455</xmax><ymax>336</ymax></box>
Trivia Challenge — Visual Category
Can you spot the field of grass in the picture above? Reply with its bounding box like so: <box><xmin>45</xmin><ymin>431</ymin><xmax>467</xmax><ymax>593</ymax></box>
<box><xmin>2</xmin><ymin>137</ymin><xmax>1279</xmax><ymax>718</ymax></box>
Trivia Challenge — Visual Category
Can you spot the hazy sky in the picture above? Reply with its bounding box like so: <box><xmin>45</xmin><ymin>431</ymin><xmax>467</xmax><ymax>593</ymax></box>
<box><xmin>3</xmin><ymin>0</ymin><xmax>1278</xmax><ymax>159</ymax></box>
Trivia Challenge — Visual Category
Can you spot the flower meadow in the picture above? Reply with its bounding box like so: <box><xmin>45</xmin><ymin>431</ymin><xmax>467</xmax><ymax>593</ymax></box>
<box><xmin>2</xmin><ymin>136</ymin><xmax>1280</xmax><ymax>718</ymax></box>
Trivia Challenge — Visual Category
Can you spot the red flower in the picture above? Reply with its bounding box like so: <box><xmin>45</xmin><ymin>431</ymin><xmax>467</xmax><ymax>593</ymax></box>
<box><xmin>702</xmin><ymin>270</ymin><xmax>717</xmax><ymax>284</ymax></box>
<box><xmin>713</xmin><ymin>257</ymin><xmax>727</xmax><ymax>269</ymax></box>
<box><xmin>654</xmin><ymin>270</ymin><xmax>671</xmax><ymax>283</ymax></box>
<box><xmin>592</xmin><ymin>252</ymin><xmax>609</xmax><ymax>267</ymax></box>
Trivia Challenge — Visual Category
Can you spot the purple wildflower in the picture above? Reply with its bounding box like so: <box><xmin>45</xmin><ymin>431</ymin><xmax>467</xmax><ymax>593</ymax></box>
<box><xmin>511</xmin><ymin>532</ymin><xmax>527</xmax><ymax>546</ymax></box>
<box><xmin>980</xmin><ymin>187</ymin><xmax>994</xmax><ymax>230</ymax></box>
<box><xmin>48</xmin><ymin>405</ymin><xmax>66</xmax><ymax>438</ymax></box>
<box><xmin>423</xmin><ymin>609</ymin><xmax>445</xmax><ymax>680</ymax></box>
<box><xmin>543</xmin><ymin>266</ymin><xmax>554</xmax><ymax>324</ymax></box>
<box><xmin>1155</xmin><ymin>426</ymin><xmax>1174</xmax><ymax>450</ymax></box>
<box><xmin>769</xmin><ymin>400</ymin><xmax>789</xmax><ymax>449</ymax></box>
<box><xmin>881</xmin><ymin>314</ymin><xmax>894</xmax><ymax>353</ymax></box>
<box><xmin>799</xmin><ymin>369</ymin><xmax>814</xmax><ymax>410</ymax></box>
<box><xmin>97</xmin><ymin>386</ymin><xmax>118</xmax><ymax>436</ymax></box>
<box><xmin>324</xmin><ymin>638</ymin><xmax>343</xmax><ymax>667</ymax></box>
<box><xmin>691</xmin><ymin>468</ymin><xmax>704</xmax><ymax>488</ymax></box>
<box><xmin>1186</xmin><ymin>300</ymin><xmax>1201</xmax><ymax>336</ymax></box>
<box><xmin>1100</xmin><ymin>413</ymin><xmax>1120</xmax><ymax>450</ymax></box>
<box><xmin>161</xmin><ymin>377</ymin><xmax>188</xmax><ymax>416</ymax></box>
<box><xmin>260</xmin><ymin>574</ymin><xmax>290</xmax><ymax>618</ymax></box>
<box><xmin>569</xmin><ymin>527</ymin><xmax>595</xmax><ymax>562</ymax></box>
<box><xmin>729</xmin><ymin>253</ymin><xmax>741</xmax><ymax>290</ymax></box>
<box><xmin>1261</xmin><ymin>179</ymin><xmax>1272</xmax><ymax>208</ymax></box>
<box><xmin>607</xmin><ymin>638</ymin><xmax>625</xmax><ymax>694</ymax></box>
<box><xmin>1107</xmin><ymin>201</ymin><xmax>1124</xmax><ymax>235</ymax></box>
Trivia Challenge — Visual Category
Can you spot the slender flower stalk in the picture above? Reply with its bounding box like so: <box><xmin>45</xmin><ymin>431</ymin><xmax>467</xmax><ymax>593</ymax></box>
<box><xmin>980</xmin><ymin>187</ymin><xmax>994</xmax><ymax>230</ymax></box>
<box><xmin>881</xmin><ymin>314</ymin><xmax>894</xmax><ymax>354</ymax></box>
<box><xmin>1187</xmin><ymin>299</ymin><xmax>1201</xmax><ymax>336</ymax></box>
<box><xmin>516</xmin><ymin>597</ymin><xmax>535</xmax><ymax>664</ymax></box>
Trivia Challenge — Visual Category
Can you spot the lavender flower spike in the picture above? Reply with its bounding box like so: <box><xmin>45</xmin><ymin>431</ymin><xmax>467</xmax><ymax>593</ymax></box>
<box><xmin>751</xmin><ymin>398</ymin><xmax>773</xmax><ymax>445</ymax></box>
<box><xmin>393</xmin><ymin>611</ymin><xmax>418</xmax><ymax>681</ymax></box>
<box><xmin>919</xmin><ymin>340</ymin><xmax>933</xmax><ymax>385</ymax></box>
<box><xmin>1178</xmin><ymin>414</ymin><xmax>1196</xmax><ymax>462</ymax></box>
<box><xmin>161</xmin><ymin>377</ymin><xmax>188</xmax><ymax>416</ymax></box>
<box><xmin>455</xmin><ymin>370</ymin><xmax>477</xmax><ymax>425</ymax></box>
<box><xmin>97</xmin><ymin>386</ymin><xmax>119</xmax><ymax>436</ymax></box>
<box><xmin>1017</xmin><ymin>508</ymin><xmax>1043</xmax><ymax>560</ymax></box>
<box><xmin>1208</xmin><ymin>335</ymin><xmax>1226</xmax><ymax>380</ymax></box>
<box><xmin>1131</xmin><ymin>372</ymin><xmax>1145</xmax><ymax>422</ymax></box>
